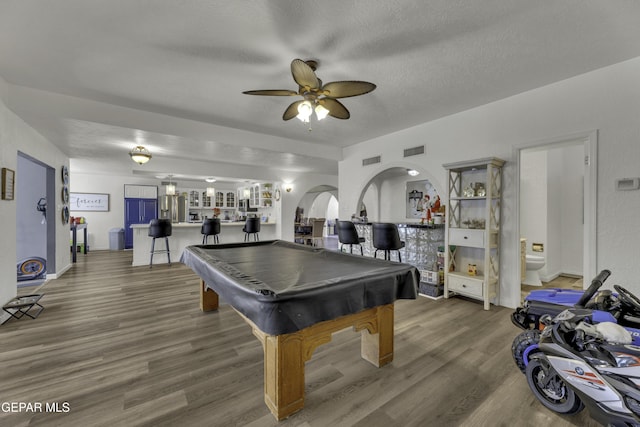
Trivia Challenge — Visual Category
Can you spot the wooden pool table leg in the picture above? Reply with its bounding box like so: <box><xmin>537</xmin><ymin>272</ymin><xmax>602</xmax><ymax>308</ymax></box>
<box><xmin>357</xmin><ymin>303</ymin><xmax>394</xmax><ymax>367</ymax></box>
<box><xmin>199</xmin><ymin>279</ymin><xmax>219</xmax><ymax>311</ymax></box>
<box><xmin>241</xmin><ymin>304</ymin><xmax>395</xmax><ymax>420</ymax></box>
<box><xmin>262</xmin><ymin>333</ymin><xmax>306</xmax><ymax>420</ymax></box>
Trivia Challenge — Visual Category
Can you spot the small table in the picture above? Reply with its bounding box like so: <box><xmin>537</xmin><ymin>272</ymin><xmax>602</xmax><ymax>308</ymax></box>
<box><xmin>71</xmin><ymin>222</ymin><xmax>88</xmax><ymax>263</ymax></box>
<box><xmin>181</xmin><ymin>240</ymin><xmax>419</xmax><ymax>420</ymax></box>
<box><xmin>2</xmin><ymin>294</ymin><xmax>44</xmax><ymax>320</ymax></box>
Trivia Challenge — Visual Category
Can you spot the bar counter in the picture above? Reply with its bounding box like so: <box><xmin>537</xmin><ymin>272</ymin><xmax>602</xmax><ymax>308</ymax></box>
<box><xmin>353</xmin><ymin>222</ymin><xmax>445</xmax><ymax>270</ymax></box>
<box><xmin>130</xmin><ymin>221</ymin><xmax>277</xmax><ymax>266</ymax></box>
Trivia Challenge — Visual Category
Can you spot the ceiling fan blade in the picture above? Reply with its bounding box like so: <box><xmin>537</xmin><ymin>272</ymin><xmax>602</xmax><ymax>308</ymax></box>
<box><xmin>320</xmin><ymin>98</ymin><xmax>350</xmax><ymax>119</ymax></box>
<box><xmin>283</xmin><ymin>100</ymin><xmax>304</xmax><ymax>121</ymax></box>
<box><xmin>291</xmin><ymin>59</ymin><xmax>319</xmax><ymax>90</ymax></box>
<box><xmin>242</xmin><ymin>89</ymin><xmax>298</xmax><ymax>96</ymax></box>
<box><xmin>321</xmin><ymin>81</ymin><xmax>376</xmax><ymax>98</ymax></box>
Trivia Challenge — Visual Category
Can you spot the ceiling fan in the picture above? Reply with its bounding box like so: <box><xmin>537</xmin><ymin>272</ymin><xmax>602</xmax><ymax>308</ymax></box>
<box><xmin>243</xmin><ymin>59</ymin><xmax>376</xmax><ymax>123</ymax></box>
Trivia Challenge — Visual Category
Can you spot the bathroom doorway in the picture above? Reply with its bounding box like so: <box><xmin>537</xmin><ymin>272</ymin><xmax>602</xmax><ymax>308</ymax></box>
<box><xmin>516</xmin><ymin>131</ymin><xmax>597</xmax><ymax>297</ymax></box>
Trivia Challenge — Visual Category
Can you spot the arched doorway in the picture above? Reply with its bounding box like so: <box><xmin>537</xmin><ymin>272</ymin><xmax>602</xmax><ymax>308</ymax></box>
<box><xmin>294</xmin><ymin>185</ymin><xmax>338</xmax><ymax>247</ymax></box>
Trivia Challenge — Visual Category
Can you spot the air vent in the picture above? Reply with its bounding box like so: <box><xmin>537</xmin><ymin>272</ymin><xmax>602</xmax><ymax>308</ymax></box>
<box><xmin>404</xmin><ymin>145</ymin><xmax>425</xmax><ymax>157</ymax></box>
<box><xmin>362</xmin><ymin>155</ymin><xmax>381</xmax><ymax>166</ymax></box>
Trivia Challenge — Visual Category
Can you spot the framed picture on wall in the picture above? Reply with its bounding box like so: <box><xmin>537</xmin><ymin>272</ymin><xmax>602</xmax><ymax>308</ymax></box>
<box><xmin>406</xmin><ymin>179</ymin><xmax>438</xmax><ymax>219</ymax></box>
<box><xmin>1</xmin><ymin>167</ymin><xmax>15</xmax><ymax>200</ymax></box>
<box><xmin>70</xmin><ymin>192</ymin><xmax>110</xmax><ymax>211</ymax></box>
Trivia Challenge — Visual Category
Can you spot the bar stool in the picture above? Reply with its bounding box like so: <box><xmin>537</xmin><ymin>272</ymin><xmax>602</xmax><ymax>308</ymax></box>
<box><xmin>243</xmin><ymin>217</ymin><xmax>260</xmax><ymax>241</ymax></box>
<box><xmin>337</xmin><ymin>220</ymin><xmax>365</xmax><ymax>255</ymax></box>
<box><xmin>372</xmin><ymin>222</ymin><xmax>405</xmax><ymax>262</ymax></box>
<box><xmin>149</xmin><ymin>218</ymin><xmax>172</xmax><ymax>268</ymax></box>
<box><xmin>201</xmin><ymin>218</ymin><xmax>221</xmax><ymax>244</ymax></box>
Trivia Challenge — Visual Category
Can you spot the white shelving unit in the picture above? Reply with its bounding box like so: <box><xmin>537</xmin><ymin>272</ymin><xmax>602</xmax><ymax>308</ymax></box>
<box><xmin>443</xmin><ymin>157</ymin><xmax>505</xmax><ymax>310</ymax></box>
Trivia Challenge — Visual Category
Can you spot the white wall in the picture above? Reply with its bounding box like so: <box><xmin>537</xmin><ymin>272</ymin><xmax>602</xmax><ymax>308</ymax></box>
<box><xmin>521</xmin><ymin>150</ymin><xmax>547</xmax><ymax>273</ymax></box>
<box><xmin>340</xmin><ymin>56</ymin><xmax>640</xmax><ymax>308</ymax></box>
<box><xmin>0</xmin><ymin>77</ymin><xmax>70</xmax><ymax>321</ymax></box>
<box><xmin>560</xmin><ymin>145</ymin><xmax>584</xmax><ymax>275</ymax></box>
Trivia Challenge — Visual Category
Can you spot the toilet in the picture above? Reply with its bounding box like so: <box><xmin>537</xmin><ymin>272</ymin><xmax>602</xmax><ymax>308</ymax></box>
<box><xmin>523</xmin><ymin>254</ymin><xmax>546</xmax><ymax>286</ymax></box>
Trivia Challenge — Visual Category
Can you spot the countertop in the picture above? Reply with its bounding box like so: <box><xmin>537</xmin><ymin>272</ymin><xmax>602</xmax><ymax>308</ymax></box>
<box><xmin>130</xmin><ymin>221</ymin><xmax>276</xmax><ymax>228</ymax></box>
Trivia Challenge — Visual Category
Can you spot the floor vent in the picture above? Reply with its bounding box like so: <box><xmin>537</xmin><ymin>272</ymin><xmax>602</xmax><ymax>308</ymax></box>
<box><xmin>362</xmin><ymin>156</ymin><xmax>381</xmax><ymax>166</ymax></box>
<box><xmin>404</xmin><ymin>145</ymin><xmax>425</xmax><ymax>157</ymax></box>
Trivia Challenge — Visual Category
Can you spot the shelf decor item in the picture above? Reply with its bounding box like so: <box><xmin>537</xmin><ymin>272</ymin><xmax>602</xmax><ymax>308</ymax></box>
<box><xmin>442</xmin><ymin>157</ymin><xmax>505</xmax><ymax>310</ymax></box>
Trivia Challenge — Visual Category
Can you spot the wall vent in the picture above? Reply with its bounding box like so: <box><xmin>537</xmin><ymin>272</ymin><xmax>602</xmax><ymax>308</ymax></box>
<box><xmin>362</xmin><ymin>155</ymin><xmax>381</xmax><ymax>166</ymax></box>
<box><xmin>404</xmin><ymin>145</ymin><xmax>425</xmax><ymax>157</ymax></box>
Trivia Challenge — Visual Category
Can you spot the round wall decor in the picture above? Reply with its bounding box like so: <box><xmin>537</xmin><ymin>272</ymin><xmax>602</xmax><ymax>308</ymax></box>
<box><xmin>61</xmin><ymin>165</ymin><xmax>69</xmax><ymax>184</ymax></box>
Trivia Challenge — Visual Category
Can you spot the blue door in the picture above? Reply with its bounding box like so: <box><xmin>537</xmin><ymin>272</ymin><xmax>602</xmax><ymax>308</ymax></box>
<box><xmin>124</xmin><ymin>198</ymin><xmax>158</xmax><ymax>249</ymax></box>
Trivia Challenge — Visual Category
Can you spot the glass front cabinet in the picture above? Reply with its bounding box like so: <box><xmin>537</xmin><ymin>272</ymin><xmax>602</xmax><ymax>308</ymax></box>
<box><xmin>443</xmin><ymin>157</ymin><xmax>505</xmax><ymax>310</ymax></box>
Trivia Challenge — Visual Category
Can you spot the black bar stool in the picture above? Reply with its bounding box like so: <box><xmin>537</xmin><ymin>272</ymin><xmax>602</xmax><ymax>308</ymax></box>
<box><xmin>372</xmin><ymin>222</ymin><xmax>405</xmax><ymax>262</ymax></box>
<box><xmin>336</xmin><ymin>220</ymin><xmax>365</xmax><ymax>255</ymax></box>
<box><xmin>201</xmin><ymin>218</ymin><xmax>221</xmax><ymax>244</ymax></box>
<box><xmin>149</xmin><ymin>218</ymin><xmax>172</xmax><ymax>268</ymax></box>
<box><xmin>243</xmin><ymin>217</ymin><xmax>260</xmax><ymax>241</ymax></box>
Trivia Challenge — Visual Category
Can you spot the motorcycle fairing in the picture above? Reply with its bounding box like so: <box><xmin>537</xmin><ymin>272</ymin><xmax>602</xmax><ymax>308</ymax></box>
<box><xmin>548</xmin><ymin>355</ymin><xmax>632</xmax><ymax>414</ymax></box>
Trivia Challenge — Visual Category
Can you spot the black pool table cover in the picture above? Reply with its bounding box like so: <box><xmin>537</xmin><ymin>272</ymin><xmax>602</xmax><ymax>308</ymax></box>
<box><xmin>181</xmin><ymin>240</ymin><xmax>420</xmax><ymax>335</ymax></box>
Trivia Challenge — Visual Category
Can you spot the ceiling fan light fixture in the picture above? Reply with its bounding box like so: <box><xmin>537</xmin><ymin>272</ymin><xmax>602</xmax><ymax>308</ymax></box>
<box><xmin>129</xmin><ymin>145</ymin><xmax>151</xmax><ymax>165</ymax></box>
<box><xmin>315</xmin><ymin>103</ymin><xmax>329</xmax><ymax>120</ymax></box>
<box><xmin>205</xmin><ymin>177</ymin><xmax>216</xmax><ymax>183</ymax></box>
<box><xmin>296</xmin><ymin>100</ymin><xmax>313</xmax><ymax>122</ymax></box>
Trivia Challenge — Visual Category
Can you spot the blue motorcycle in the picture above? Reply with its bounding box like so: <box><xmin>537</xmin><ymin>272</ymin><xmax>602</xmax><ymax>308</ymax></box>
<box><xmin>511</xmin><ymin>269</ymin><xmax>640</xmax><ymax>372</ymax></box>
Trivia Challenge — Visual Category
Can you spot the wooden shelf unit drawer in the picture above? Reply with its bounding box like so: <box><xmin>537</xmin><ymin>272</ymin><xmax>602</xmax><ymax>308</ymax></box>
<box><xmin>447</xmin><ymin>273</ymin><xmax>483</xmax><ymax>298</ymax></box>
<box><xmin>449</xmin><ymin>228</ymin><xmax>485</xmax><ymax>248</ymax></box>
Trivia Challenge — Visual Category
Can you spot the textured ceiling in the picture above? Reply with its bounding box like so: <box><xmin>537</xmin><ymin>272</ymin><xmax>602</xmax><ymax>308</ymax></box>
<box><xmin>1</xmin><ymin>0</ymin><xmax>640</xmax><ymax>182</ymax></box>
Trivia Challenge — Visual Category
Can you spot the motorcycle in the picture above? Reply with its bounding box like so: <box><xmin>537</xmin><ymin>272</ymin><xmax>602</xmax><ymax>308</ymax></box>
<box><xmin>526</xmin><ymin>308</ymin><xmax>640</xmax><ymax>426</ymax></box>
<box><xmin>511</xmin><ymin>269</ymin><xmax>640</xmax><ymax>372</ymax></box>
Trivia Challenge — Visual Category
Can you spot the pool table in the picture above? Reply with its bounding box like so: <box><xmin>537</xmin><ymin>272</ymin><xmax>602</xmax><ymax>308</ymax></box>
<box><xmin>181</xmin><ymin>240</ymin><xmax>419</xmax><ymax>420</ymax></box>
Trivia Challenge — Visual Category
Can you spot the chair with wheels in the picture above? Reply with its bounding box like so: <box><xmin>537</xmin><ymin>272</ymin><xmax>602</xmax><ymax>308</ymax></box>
<box><xmin>149</xmin><ymin>218</ymin><xmax>172</xmax><ymax>268</ymax></box>
<box><xmin>201</xmin><ymin>218</ymin><xmax>221</xmax><ymax>244</ymax></box>
<box><xmin>336</xmin><ymin>220</ymin><xmax>365</xmax><ymax>255</ymax></box>
<box><xmin>243</xmin><ymin>217</ymin><xmax>261</xmax><ymax>241</ymax></box>
<box><xmin>372</xmin><ymin>222</ymin><xmax>405</xmax><ymax>262</ymax></box>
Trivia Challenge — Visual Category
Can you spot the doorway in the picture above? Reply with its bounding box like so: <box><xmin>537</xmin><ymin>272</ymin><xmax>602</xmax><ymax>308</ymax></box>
<box><xmin>515</xmin><ymin>131</ymin><xmax>597</xmax><ymax>298</ymax></box>
<box><xmin>295</xmin><ymin>185</ymin><xmax>338</xmax><ymax>247</ymax></box>
<box><xmin>16</xmin><ymin>152</ymin><xmax>56</xmax><ymax>288</ymax></box>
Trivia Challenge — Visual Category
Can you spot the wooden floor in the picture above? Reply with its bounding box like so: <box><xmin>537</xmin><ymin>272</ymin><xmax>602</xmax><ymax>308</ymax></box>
<box><xmin>1</xmin><ymin>250</ymin><xmax>599</xmax><ymax>427</ymax></box>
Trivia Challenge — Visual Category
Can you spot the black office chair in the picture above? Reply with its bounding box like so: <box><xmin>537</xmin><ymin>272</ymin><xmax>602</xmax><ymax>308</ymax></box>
<box><xmin>201</xmin><ymin>218</ymin><xmax>221</xmax><ymax>244</ymax></box>
<box><xmin>148</xmin><ymin>218</ymin><xmax>172</xmax><ymax>268</ymax></box>
<box><xmin>243</xmin><ymin>217</ymin><xmax>260</xmax><ymax>241</ymax></box>
<box><xmin>336</xmin><ymin>220</ymin><xmax>365</xmax><ymax>255</ymax></box>
<box><xmin>372</xmin><ymin>222</ymin><xmax>405</xmax><ymax>262</ymax></box>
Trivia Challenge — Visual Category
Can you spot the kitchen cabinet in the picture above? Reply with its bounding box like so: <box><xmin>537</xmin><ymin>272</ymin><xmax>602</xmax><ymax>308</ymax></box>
<box><xmin>225</xmin><ymin>191</ymin><xmax>236</xmax><ymax>208</ymax></box>
<box><xmin>215</xmin><ymin>191</ymin><xmax>236</xmax><ymax>208</ymax></box>
<box><xmin>124</xmin><ymin>198</ymin><xmax>157</xmax><ymax>249</ymax></box>
<box><xmin>124</xmin><ymin>184</ymin><xmax>157</xmax><ymax>199</ymax></box>
<box><xmin>188</xmin><ymin>190</ymin><xmax>201</xmax><ymax>208</ymax></box>
<box><xmin>259</xmin><ymin>183</ymin><xmax>273</xmax><ymax>208</ymax></box>
<box><xmin>443</xmin><ymin>157</ymin><xmax>505</xmax><ymax>310</ymax></box>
